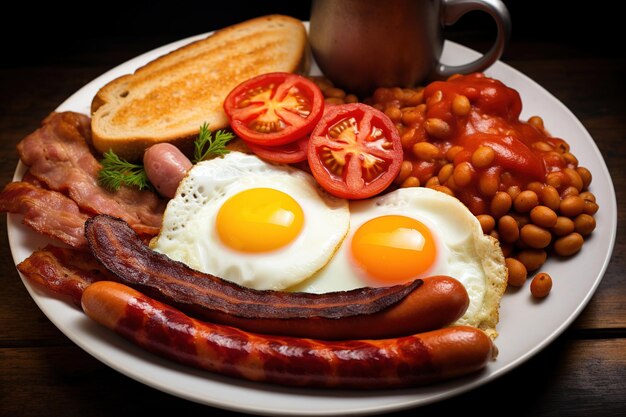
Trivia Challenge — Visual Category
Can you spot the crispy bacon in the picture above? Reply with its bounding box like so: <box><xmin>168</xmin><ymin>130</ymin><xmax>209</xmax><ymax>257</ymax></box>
<box><xmin>16</xmin><ymin>245</ymin><xmax>115</xmax><ymax>307</ymax></box>
<box><xmin>0</xmin><ymin>182</ymin><xmax>91</xmax><ymax>248</ymax></box>
<box><xmin>16</xmin><ymin>111</ymin><xmax>166</xmax><ymax>235</ymax></box>
<box><xmin>85</xmin><ymin>214</ymin><xmax>421</xmax><ymax>319</ymax></box>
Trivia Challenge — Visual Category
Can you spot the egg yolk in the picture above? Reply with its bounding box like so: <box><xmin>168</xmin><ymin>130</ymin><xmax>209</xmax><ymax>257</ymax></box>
<box><xmin>351</xmin><ymin>215</ymin><xmax>437</xmax><ymax>285</ymax></box>
<box><xmin>216</xmin><ymin>188</ymin><xmax>304</xmax><ymax>253</ymax></box>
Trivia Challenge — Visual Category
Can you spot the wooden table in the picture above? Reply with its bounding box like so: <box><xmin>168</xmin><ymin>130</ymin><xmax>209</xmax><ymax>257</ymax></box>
<box><xmin>1</xmin><ymin>2</ymin><xmax>624</xmax><ymax>416</ymax></box>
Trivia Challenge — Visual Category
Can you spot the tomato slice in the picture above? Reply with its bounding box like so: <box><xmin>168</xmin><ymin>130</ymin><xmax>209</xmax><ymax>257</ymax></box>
<box><xmin>223</xmin><ymin>72</ymin><xmax>324</xmax><ymax>146</ymax></box>
<box><xmin>308</xmin><ymin>103</ymin><xmax>403</xmax><ymax>199</ymax></box>
<box><xmin>245</xmin><ymin>135</ymin><xmax>309</xmax><ymax>164</ymax></box>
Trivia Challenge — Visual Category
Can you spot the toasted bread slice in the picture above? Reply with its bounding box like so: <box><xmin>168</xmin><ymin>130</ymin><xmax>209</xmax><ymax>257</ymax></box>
<box><xmin>91</xmin><ymin>15</ymin><xmax>308</xmax><ymax>160</ymax></box>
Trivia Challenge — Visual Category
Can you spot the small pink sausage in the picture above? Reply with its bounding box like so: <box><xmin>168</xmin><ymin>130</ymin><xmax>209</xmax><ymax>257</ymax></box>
<box><xmin>143</xmin><ymin>143</ymin><xmax>192</xmax><ymax>198</ymax></box>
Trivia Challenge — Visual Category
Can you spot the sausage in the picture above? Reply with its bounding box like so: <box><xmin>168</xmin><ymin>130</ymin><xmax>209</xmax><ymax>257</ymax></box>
<box><xmin>85</xmin><ymin>215</ymin><xmax>470</xmax><ymax>340</ymax></box>
<box><xmin>81</xmin><ymin>281</ymin><xmax>496</xmax><ymax>389</ymax></box>
<box><xmin>143</xmin><ymin>143</ymin><xmax>191</xmax><ymax>198</ymax></box>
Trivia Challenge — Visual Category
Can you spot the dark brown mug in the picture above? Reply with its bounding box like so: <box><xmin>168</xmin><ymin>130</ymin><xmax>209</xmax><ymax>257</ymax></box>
<box><xmin>309</xmin><ymin>0</ymin><xmax>511</xmax><ymax>97</ymax></box>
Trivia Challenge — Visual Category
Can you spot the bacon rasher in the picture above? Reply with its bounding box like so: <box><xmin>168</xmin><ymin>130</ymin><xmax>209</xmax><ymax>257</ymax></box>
<box><xmin>1</xmin><ymin>111</ymin><xmax>166</xmax><ymax>245</ymax></box>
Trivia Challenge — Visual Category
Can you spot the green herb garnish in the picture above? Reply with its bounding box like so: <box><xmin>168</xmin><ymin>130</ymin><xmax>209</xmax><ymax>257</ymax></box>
<box><xmin>98</xmin><ymin>150</ymin><xmax>152</xmax><ymax>191</ymax></box>
<box><xmin>193</xmin><ymin>122</ymin><xmax>234</xmax><ymax>163</ymax></box>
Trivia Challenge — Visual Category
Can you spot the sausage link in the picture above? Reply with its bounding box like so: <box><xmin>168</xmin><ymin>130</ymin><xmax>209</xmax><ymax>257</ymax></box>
<box><xmin>85</xmin><ymin>215</ymin><xmax>470</xmax><ymax>340</ymax></box>
<box><xmin>81</xmin><ymin>281</ymin><xmax>495</xmax><ymax>389</ymax></box>
<box><xmin>143</xmin><ymin>143</ymin><xmax>192</xmax><ymax>198</ymax></box>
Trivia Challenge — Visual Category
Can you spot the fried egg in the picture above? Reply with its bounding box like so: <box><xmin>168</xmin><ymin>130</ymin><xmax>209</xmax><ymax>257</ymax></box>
<box><xmin>150</xmin><ymin>152</ymin><xmax>349</xmax><ymax>290</ymax></box>
<box><xmin>290</xmin><ymin>187</ymin><xmax>507</xmax><ymax>337</ymax></box>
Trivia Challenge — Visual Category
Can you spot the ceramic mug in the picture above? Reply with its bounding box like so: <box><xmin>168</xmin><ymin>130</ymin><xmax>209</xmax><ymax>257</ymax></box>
<box><xmin>309</xmin><ymin>0</ymin><xmax>511</xmax><ymax>97</ymax></box>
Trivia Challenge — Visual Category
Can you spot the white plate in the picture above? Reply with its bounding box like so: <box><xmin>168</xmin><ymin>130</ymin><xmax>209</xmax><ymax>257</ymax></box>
<box><xmin>7</xmin><ymin>28</ymin><xmax>617</xmax><ymax>416</ymax></box>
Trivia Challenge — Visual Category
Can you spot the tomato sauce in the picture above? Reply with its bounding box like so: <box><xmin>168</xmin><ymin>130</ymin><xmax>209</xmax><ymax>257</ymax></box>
<box><xmin>396</xmin><ymin>73</ymin><xmax>572</xmax><ymax>214</ymax></box>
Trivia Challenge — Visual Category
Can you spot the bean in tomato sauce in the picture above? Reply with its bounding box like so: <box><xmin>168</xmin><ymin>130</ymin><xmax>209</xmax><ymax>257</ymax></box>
<box><xmin>366</xmin><ymin>72</ymin><xmax>598</xmax><ymax>285</ymax></box>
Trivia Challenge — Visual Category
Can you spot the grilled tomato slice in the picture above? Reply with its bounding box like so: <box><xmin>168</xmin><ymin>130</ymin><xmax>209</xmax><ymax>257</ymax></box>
<box><xmin>224</xmin><ymin>72</ymin><xmax>324</xmax><ymax>146</ymax></box>
<box><xmin>308</xmin><ymin>103</ymin><xmax>403</xmax><ymax>199</ymax></box>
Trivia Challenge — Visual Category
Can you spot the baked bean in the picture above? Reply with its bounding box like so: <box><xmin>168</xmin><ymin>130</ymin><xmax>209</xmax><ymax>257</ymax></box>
<box><xmin>425</xmin><ymin>176</ymin><xmax>440</xmax><ymax>188</ymax></box>
<box><xmin>560</xmin><ymin>186</ymin><xmax>579</xmax><ymax>198</ymax></box>
<box><xmin>505</xmin><ymin>257</ymin><xmax>527</xmax><ymax>287</ymax></box>
<box><xmin>553</xmin><ymin>232</ymin><xmax>584</xmax><ymax>256</ymax></box>
<box><xmin>438</xmin><ymin>163</ymin><xmax>454</xmax><ymax>183</ymax></box>
<box><xmin>564</xmin><ymin>167</ymin><xmax>583</xmax><ymax>191</ymax></box>
<box><xmin>452</xmin><ymin>94</ymin><xmax>471</xmax><ymax>116</ymax></box>
<box><xmin>471</xmin><ymin>146</ymin><xmax>495</xmax><ymax>168</ymax></box>
<box><xmin>525</xmin><ymin>183</ymin><xmax>543</xmax><ymax>196</ymax></box>
<box><xmin>403</xmin><ymin>89</ymin><xmax>424</xmax><ymax>106</ymax></box>
<box><xmin>528</xmin><ymin>115</ymin><xmax>544</xmax><ymax>130</ymax></box>
<box><xmin>391</xmin><ymin>87</ymin><xmax>405</xmax><ymax>101</ymax></box>
<box><xmin>520</xmin><ymin>224</ymin><xmax>552</xmax><ymax>249</ymax></box>
<box><xmin>490</xmin><ymin>191</ymin><xmax>512</xmax><ymax>219</ymax></box>
<box><xmin>574</xmin><ymin>213</ymin><xmax>596</xmax><ymax>236</ymax></box>
<box><xmin>530</xmin><ymin>205</ymin><xmax>558</xmax><ymax>228</ymax></box>
<box><xmin>477</xmin><ymin>214</ymin><xmax>496</xmax><ymax>234</ymax></box>
<box><xmin>583</xmin><ymin>200</ymin><xmax>599</xmax><ymax>215</ymax></box>
<box><xmin>424</xmin><ymin>118</ymin><xmax>451</xmax><ymax>139</ymax></box>
<box><xmin>546</xmin><ymin>171</ymin><xmax>566</xmax><ymax>189</ymax></box>
<box><xmin>345</xmin><ymin>94</ymin><xmax>359</xmax><ymax>103</ymax></box>
<box><xmin>507</xmin><ymin>185</ymin><xmax>521</xmax><ymax>201</ymax></box>
<box><xmin>432</xmin><ymin>185</ymin><xmax>454</xmax><ymax>197</ymax></box>
<box><xmin>577</xmin><ymin>167</ymin><xmax>592</xmax><ymax>190</ymax></box>
<box><xmin>478</xmin><ymin>171</ymin><xmax>499</xmax><ymax>197</ymax></box>
<box><xmin>514</xmin><ymin>190</ymin><xmax>539</xmax><ymax>213</ymax></box>
<box><xmin>446</xmin><ymin>145</ymin><xmax>463</xmax><ymax>161</ymax></box>
<box><xmin>516</xmin><ymin>249</ymin><xmax>547</xmax><ymax>271</ymax></box>
<box><xmin>401</xmin><ymin>108</ymin><xmax>422</xmax><ymax>125</ymax></box>
<box><xmin>532</xmin><ymin>141</ymin><xmax>553</xmax><ymax>152</ymax></box>
<box><xmin>312</xmin><ymin>77</ymin><xmax>333</xmax><ymax>92</ymax></box>
<box><xmin>540</xmin><ymin>185</ymin><xmax>561</xmax><ymax>211</ymax></box>
<box><xmin>428</xmin><ymin>89</ymin><xmax>443</xmax><ymax>105</ymax></box>
<box><xmin>563</xmin><ymin>152</ymin><xmax>579</xmax><ymax>166</ymax></box>
<box><xmin>395</xmin><ymin>160</ymin><xmax>413</xmax><ymax>184</ymax></box>
<box><xmin>552</xmin><ymin>216</ymin><xmax>575</xmax><ymax>236</ymax></box>
<box><xmin>401</xmin><ymin>128</ymin><xmax>418</xmax><ymax>149</ymax></box>
<box><xmin>412</xmin><ymin>141</ymin><xmax>441</xmax><ymax>161</ymax></box>
<box><xmin>556</xmin><ymin>141</ymin><xmax>570</xmax><ymax>154</ymax></box>
<box><xmin>559</xmin><ymin>195</ymin><xmax>585</xmax><ymax>217</ymax></box>
<box><xmin>498</xmin><ymin>215</ymin><xmax>520</xmax><ymax>243</ymax></box>
<box><xmin>579</xmin><ymin>191</ymin><xmax>596</xmax><ymax>203</ymax></box>
<box><xmin>384</xmin><ymin>106</ymin><xmax>402</xmax><ymax>123</ymax></box>
<box><xmin>530</xmin><ymin>272</ymin><xmax>552</xmax><ymax>298</ymax></box>
<box><xmin>453</xmin><ymin>162</ymin><xmax>473</xmax><ymax>187</ymax></box>
<box><xmin>401</xmin><ymin>176</ymin><xmax>420</xmax><ymax>188</ymax></box>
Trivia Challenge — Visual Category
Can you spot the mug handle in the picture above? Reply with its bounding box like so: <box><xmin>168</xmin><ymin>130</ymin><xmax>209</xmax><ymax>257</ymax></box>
<box><xmin>434</xmin><ymin>0</ymin><xmax>511</xmax><ymax>78</ymax></box>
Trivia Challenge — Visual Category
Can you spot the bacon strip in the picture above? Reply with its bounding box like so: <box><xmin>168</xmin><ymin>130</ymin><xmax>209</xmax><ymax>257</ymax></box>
<box><xmin>16</xmin><ymin>111</ymin><xmax>166</xmax><ymax>235</ymax></box>
<box><xmin>0</xmin><ymin>182</ymin><xmax>90</xmax><ymax>248</ymax></box>
<box><xmin>85</xmin><ymin>214</ymin><xmax>422</xmax><ymax>319</ymax></box>
<box><xmin>16</xmin><ymin>245</ymin><xmax>115</xmax><ymax>306</ymax></box>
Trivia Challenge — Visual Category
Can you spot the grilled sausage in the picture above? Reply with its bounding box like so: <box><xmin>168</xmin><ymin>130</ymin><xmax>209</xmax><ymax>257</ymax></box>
<box><xmin>81</xmin><ymin>281</ymin><xmax>496</xmax><ymax>389</ymax></box>
<box><xmin>143</xmin><ymin>143</ymin><xmax>191</xmax><ymax>198</ymax></box>
<box><xmin>85</xmin><ymin>214</ymin><xmax>470</xmax><ymax>340</ymax></box>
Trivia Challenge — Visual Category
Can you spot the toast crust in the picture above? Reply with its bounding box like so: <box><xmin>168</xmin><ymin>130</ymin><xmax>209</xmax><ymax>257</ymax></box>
<box><xmin>91</xmin><ymin>15</ymin><xmax>308</xmax><ymax>160</ymax></box>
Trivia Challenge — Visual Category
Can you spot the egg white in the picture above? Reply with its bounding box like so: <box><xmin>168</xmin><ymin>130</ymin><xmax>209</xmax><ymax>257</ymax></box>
<box><xmin>290</xmin><ymin>187</ymin><xmax>506</xmax><ymax>328</ymax></box>
<box><xmin>150</xmin><ymin>152</ymin><xmax>350</xmax><ymax>290</ymax></box>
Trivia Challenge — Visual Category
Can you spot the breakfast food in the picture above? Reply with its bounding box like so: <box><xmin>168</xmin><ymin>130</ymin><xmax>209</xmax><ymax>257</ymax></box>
<box><xmin>84</xmin><ymin>214</ymin><xmax>470</xmax><ymax>340</ymax></box>
<box><xmin>364</xmin><ymin>73</ymin><xmax>598</xmax><ymax>285</ymax></box>
<box><xmin>0</xmin><ymin>13</ymin><xmax>603</xmax><ymax>392</ymax></box>
<box><xmin>91</xmin><ymin>15</ymin><xmax>308</xmax><ymax>160</ymax></box>
<box><xmin>81</xmin><ymin>280</ymin><xmax>495</xmax><ymax>389</ymax></box>
<box><xmin>151</xmin><ymin>152</ymin><xmax>350</xmax><ymax>290</ymax></box>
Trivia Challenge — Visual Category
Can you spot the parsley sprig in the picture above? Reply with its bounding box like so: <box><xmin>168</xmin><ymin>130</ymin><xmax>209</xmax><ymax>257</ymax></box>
<box><xmin>98</xmin><ymin>150</ymin><xmax>152</xmax><ymax>191</ymax></box>
<box><xmin>97</xmin><ymin>123</ymin><xmax>234</xmax><ymax>191</ymax></box>
<box><xmin>193</xmin><ymin>122</ymin><xmax>234</xmax><ymax>163</ymax></box>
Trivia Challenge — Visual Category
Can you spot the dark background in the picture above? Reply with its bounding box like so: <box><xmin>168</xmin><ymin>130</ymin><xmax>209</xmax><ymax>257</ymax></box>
<box><xmin>1</xmin><ymin>0</ymin><xmax>619</xmax><ymax>68</ymax></box>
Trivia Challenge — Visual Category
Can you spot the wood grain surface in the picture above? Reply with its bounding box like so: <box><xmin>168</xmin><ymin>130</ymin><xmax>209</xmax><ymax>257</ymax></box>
<box><xmin>1</xmin><ymin>1</ymin><xmax>624</xmax><ymax>416</ymax></box>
